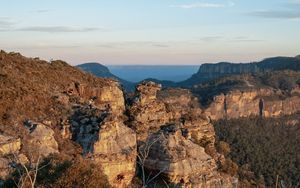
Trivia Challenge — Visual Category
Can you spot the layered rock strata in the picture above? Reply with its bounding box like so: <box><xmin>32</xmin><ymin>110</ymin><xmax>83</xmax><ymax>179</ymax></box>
<box><xmin>205</xmin><ymin>88</ymin><xmax>300</xmax><ymax>120</ymax></box>
<box><xmin>144</xmin><ymin>126</ymin><xmax>237</xmax><ymax>187</ymax></box>
<box><xmin>69</xmin><ymin>105</ymin><xmax>136</xmax><ymax>187</ymax></box>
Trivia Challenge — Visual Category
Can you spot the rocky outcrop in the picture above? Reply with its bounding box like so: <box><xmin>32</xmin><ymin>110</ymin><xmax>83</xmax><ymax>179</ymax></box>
<box><xmin>144</xmin><ymin>126</ymin><xmax>237</xmax><ymax>187</ymax></box>
<box><xmin>66</xmin><ymin>81</ymin><xmax>125</xmax><ymax>116</ymax></box>
<box><xmin>70</xmin><ymin>105</ymin><xmax>136</xmax><ymax>187</ymax></box>
<box><xmin>0</xmin><ymin>135</ymin><xmax>21</xmax><ymax>156</ymax></box>
<box><xmin>128</xmin><ymin>82</ymin><xmax>237</xmax><ymax>187</ymax></box>
<box><xmin>26</xmin><ymin>122</ymin><xmax>59</xmax><ymax>157</ymax></box>
<box><xmin>93</xmin><ymin>116</ymin><xmax>136</xmax><ymax>187</ymax></box>
<box><xmin>0</xmin><ymin>51</ymin><xmax>243</xmax><ymax>187</ymax></box>
<box><xmin>0</xmin><ymin>134</ymin><xmax>28</xmax><ymax>180</ymax></box>
<box><xmin>128</xmin><ymin>82</ymin><xmax>172</xmax><ymax>141</ymax></box>
<box><xmin>205</xmin><ymin>88</ymin><xmax>300</xmax><ymax>120</ymax></box>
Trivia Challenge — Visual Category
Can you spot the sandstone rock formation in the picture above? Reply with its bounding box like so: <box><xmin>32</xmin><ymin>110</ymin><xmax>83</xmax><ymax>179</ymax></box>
<box><xmin>205</xmin><ymin>88</ymin><xmax>300</xmax><ymax>120</ymax></box>
<box><xmin>143</xmin><ymin>125</ymin><xmax>237</xmax><ymax>187</ymax></box>
<box><xmin>0</xmin><ymin>134</ymin><xmax>28</xmax><ymax>180</ymax></box>
<box><xmin>128</xmin><ymin>81</ymin><xmax>172</xmax><ymax>141</ymax></box>
<box><xmin>0</xmin><ymin>135</ymin><xmax>21</xmax><ymax>156</ymax></box>
<box><xmin>0</xmin><ymin>51</ymin><xmax>245</xmax><ymax>187</ymax></box>
<box><xmin>69</xmin><ymin>105</ymin><xmax>136</xmax><ymax>187</ymax></box>
<box><xmin>93</xmin><ymin>116</ymin><xmax>136</xmax><ymax>187</ymax></box>
<box><xmin>26</xmin><ymin>122</ymin><xmax>59</xmax><ymax>157</ymax></box>
<box><xmin>129</xmin><ymin>82</ymin><xmax>238</xmax><ymax>187</ymax></box>
<box><xmin>67</xmin><ymin>82</ymin><xmax>125</xmax><ymax>115</ymax></box>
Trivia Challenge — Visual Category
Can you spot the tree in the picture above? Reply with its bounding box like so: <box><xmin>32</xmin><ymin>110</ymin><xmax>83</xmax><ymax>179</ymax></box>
<box><xmin>137</xmin><ymin>134</ymin><xmax>167</xmax><ymax>188</ymax></box>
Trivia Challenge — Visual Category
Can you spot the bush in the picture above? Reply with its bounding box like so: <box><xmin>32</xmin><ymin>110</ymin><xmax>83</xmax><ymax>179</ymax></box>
<box><xmin>4</xmin><ymin>155</ymin><xmax>110</xmax><ymax>188</ymax></box>
<box><xmin>52</xmin><ymin>157</ymin><xmax>110</xmax><ymax>188</ymax></box>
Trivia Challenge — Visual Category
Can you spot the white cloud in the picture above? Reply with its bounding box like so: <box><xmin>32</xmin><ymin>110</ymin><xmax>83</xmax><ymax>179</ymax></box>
<box><xmin>0</xmin><ymin>17</ymin><xmax>16</xmax><ymax>28</ymax></box>
<box><xmin>16</xmin><ymin>26</ymin><xmax>104</xmax><ymax>33</ymax></box>
<box><xmin>170</xmin><ymin>1</ymin><xmax>235</xmax><ymax>9</ymax></box>
<box><xmin>248</xmin><ymin>10</ymin><xmax>300</xmax><ymax>19</ymax></box>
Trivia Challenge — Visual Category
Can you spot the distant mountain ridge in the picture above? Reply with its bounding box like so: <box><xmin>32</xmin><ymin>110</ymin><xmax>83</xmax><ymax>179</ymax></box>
<box><xmin>77</xmin><ymin>55</ymin><xmax>300</xmax><ymax>91</ymax></box>
<box><xmin>179</xmin><ymin>55</ymin><xmax>300</xmax><ymax>87</ymax></box>
<box><xmin>76</xmin><ymin>62</ymin><xmax>135</xmax><ymax>91</ymax></box>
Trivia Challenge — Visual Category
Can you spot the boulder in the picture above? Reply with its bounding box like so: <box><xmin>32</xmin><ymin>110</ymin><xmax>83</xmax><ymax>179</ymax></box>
<box><xmin>0</xmin><ymin>134</ymin><xmax>28</xmax><ymax>180</ymax></box>
<box><xmin>0</xmin><ymin>134</ymin><xmax>21</xmax><ymax>156</ymax></box>
<box><xmin>28</xmin><ymin>123</ymin><xmax>59</xmax><ymax>157</ymax></box>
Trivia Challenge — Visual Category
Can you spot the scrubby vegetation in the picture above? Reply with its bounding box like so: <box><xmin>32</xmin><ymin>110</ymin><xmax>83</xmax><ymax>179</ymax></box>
<box><xmin>213</xmin><ymin>115</ymin><xmax>300</xmax><ymax>187</ymax></box>
<box><xmin>3</xmin><ymin>156</ymin><xmax>110</xmax><ymax>188</ymax></box>
<box><xmin>192</xmin><ymin>70</ymin><xmax>300</xmax><ymax>106</ymax></box>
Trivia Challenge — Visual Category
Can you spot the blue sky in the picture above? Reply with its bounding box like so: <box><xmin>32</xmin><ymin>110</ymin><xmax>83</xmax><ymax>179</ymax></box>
<box><xmin>0</xmin><ymin>0</ymin><xmax>300</xmax><ymax>65</ymax></box>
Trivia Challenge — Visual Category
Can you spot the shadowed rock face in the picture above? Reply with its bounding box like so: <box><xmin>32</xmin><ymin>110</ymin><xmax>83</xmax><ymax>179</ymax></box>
<box><xmin>69</xmin><ymin>104</ymin><xmax>137</xmax><ymax>187</ymax></box>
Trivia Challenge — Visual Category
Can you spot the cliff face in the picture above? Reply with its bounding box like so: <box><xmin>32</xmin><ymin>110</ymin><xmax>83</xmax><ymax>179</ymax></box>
<box><xmin>144</xmin><ymin>127</ymin><xmax>237</xmax><ymax>187</ymax></box>
<box><xmin>204</xmin><ymin>88</ymin><xmax>300</xmax><ymax>120</ymax></box>
<box><xmin>0</xmin><ymin>51</ymin><xmax>239</xmax><ymax>187</ymax></box>
<box><xmin>181</xmin><ymin>63</ymin><xmax>258</xmax><ymax>86</ymax></box>
<box><xmin>128</xmin><ymin>82</ymin><xmax>238</xmax><ymax>187</ymax></box>
<box><xmin>0</xmin><ymin>51</ymin><xmax>134</xmax><ymax>187</ymax></box>
<box><xmin>180</xmin><ymin>56</ymin><xmax>300</xmax><ymax>87</ymax></box>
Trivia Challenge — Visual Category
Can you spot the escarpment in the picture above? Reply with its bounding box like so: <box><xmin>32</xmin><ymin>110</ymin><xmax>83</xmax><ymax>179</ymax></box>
<box><xmin>0</xmin><ymin>51</ymin><xmax>238</xmax><ymax>187</ymax></box>
<box><xmin>203</xmin><ymin>88</ymin><xmax>300</xmax><ymax>120</ymax></box>
<box><xmin>127</xmin><ymin>82</ymin><xmax>238</xmax><ymax>187</ymax></box>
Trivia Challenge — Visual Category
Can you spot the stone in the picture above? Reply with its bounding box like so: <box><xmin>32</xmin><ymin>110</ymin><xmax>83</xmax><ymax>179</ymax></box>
<box><xmin>143</xmin><ymin>127</ymin><xmax>237</xmax><ymax>187</ymax></box>
<box><xmin>70</xmin><ymin>104</ymin><xmax>137</xmax><ymax>188</ymax></box>
<box><xmin>0</xmin><ymin>134</ymin><xmax>21</xmax><ymax>156</ymax></box>
<box><xmin>128</xmin><ymin>82</ymin><xmax>237</xmax><ymax>187</ymax></box>
<box><xmin>205</xmin><ymin>88</ymin><xmax>300</xmax><ymax>120</ymax></box>
<box><xmin>60</xmin><ymin>120</ymin><xmax>72</xmax><ymax>139</ymax></box>
<box><xmin>135</xmin><ymin>81</ymin><xmax>162</xmax><ymax>105</ymax></box>
<box><xmin>28</xmin><ymin>123</ymin><xmax>59</xmax><ymax>157</ymax></box>
<box><xmin>93</xmin><ymin>116</ymin><xmax>137</xmax><ymax>188</ymax></box>
<box><xmin>128</xmin><ymin>82</ymin><xmax>172</xmax><ymax>141</ymax></box>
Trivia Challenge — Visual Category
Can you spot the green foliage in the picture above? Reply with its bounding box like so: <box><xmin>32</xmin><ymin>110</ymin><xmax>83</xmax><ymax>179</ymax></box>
<box><xmin>213</xmin><ymin>115</ymin><xmax>300</xmax><ymax>187</ymax></box>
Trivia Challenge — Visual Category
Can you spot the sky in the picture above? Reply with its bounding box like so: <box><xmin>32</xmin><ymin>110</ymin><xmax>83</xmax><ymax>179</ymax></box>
<box><xmin>0</xmin><ymin>0</ymin><xmax>300</xmax><ymax>65</ymax></box>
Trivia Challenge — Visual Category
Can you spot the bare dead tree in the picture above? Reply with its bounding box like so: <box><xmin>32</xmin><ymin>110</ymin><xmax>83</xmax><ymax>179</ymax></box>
<box><xmin>137</xmin><ymin>134</ymin><xmax>167</xmax><ymax>187</ymax></box>
<box><xmin>9</xmin><ymin>151</ymin><xmax>50</xmax><ymax>188</ymax></box>
<box><xmin>10</xmin><ymin>153</ymin><xmax>41</xmax><ymax>188</ymax></box>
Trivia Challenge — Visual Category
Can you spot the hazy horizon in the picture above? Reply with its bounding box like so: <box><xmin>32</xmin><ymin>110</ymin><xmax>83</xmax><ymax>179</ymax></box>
<box><xmin>1</xmin><ymin>0</ymin><xmax>300</xmax><ymax>65</ymax></box>
<box><xmin>108</xmin><ymin>65</ymin><xmax>199</xmax><ymax>82</ymax></box>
